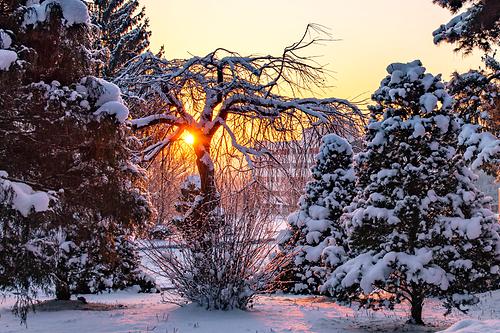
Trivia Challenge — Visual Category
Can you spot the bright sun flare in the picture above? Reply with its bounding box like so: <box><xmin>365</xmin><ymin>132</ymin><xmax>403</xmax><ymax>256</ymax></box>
<box><xmin>183</xmin><ymin>132</ymin><xmax>195</xmax><ymax>145</ymax></box>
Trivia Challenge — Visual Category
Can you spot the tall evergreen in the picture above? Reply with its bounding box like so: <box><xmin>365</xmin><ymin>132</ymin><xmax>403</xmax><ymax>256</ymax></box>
<box><xmin>322</xmin><ymin>60</ymin><xmax>500</xmax><ymax>325</ymax></box>
<box><xmin>91</xmin><ymin>0</ymin><xmax>152</xmax><ymax>77</ymax></box>
<box><xmin>279</xmin><ymin>134</ymin><xmax>356</xmax><ymax>293</ymax></box>
<box><xmin>0</xmin><ymin>0</ymin><xmax>154</xmax><ymax>313</ymax></box>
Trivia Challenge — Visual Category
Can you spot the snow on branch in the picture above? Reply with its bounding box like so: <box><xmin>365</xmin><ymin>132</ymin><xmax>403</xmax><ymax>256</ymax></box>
<box><xmin>459</xmin><ymin>123</ymin><xmax>500</xmax><ymax>171</ymax></box>
<box><xmin>143</xmin><ymin>127</ymin><xmax>185</xmax><ymax>161</ymax></box>
<box><xmin>433</xmin><ymin>5</ymin><xmax>481</xmax><ymax>46</ymax></box>
<box><xmin>432</xmin><ymin>0</ymin><xmax>499</xmax><ymax>53</ymax></box>
<box><xmin>117</xmin><ymin>25</ymin><xmax>364</xmax><ymax>162</ymax></box>
<box><xmin>22</xmin><ymin>0</ymin><xmax>90</xmax><ymax>28</ymax></box>
<box><xmin>130</xmin><ymin>114</ymin><xmax>186</xmax><ymax>129</ymax></box>
<box><xmin>0</xmin><ymin>171</ymin><xmax>56</xmax><ymax>217</ymax></box>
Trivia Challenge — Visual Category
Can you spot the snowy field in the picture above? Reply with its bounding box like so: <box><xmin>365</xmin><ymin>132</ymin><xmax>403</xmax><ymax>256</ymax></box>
<box><xmin>1</xmin><ymin>289</ymin><xmax>499</xmax><ymax>333</ymax></box>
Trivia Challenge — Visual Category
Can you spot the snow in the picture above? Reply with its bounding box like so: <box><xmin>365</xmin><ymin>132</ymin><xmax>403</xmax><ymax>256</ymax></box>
<box><xmin>434</xmin><ymin>115</ymin><xmax>450</xmax><ymax>134</ymax></box>
<box><xmin>420</xmin><ymin>93</ymin><xmax>438</xmax><ymax>113</ymax></box>
<box><xmin>0</xmin><ymin>30</ymin><xmax>12</xmax><ymax>49</ymax></box>
<box><xmin>80</xmin><ymin>77</ymin><xmax>123</xmax><ymax>107</ymax></box>
<box><xmin>2</xmin><ymin>288</ymin><xmax>499</xmax><ymax>333</ymax></box>
<box><xmin>22</xmin><ymin>0</ymin><xmax>90</xmax><ymax>28</ymax></box>
<box><xmin>325</xmin><ymin>249</ymin><xmax>452</xmax><ymax>295</ymax></box>
<box><xmin>438</xmin><ymin>319</ymin><xmax>500</xmax><ymax>333</ymax></box>
<box><xmin>0</xmin><ymin>171</ymin><xmax>53</xmax><ymax>217</ymax></box>
<box><xmin>409</xmin><ymin>116</ymin><xmax>426</xmax><ymax>138</ymax></box>
<box><xmin>78</xmin><ymin>77</ymin><xmax>130</xmax><ymax>124</ymax></box>
<box><xmin>308</xmin><ymin>205</ymin><xmax>330</xmax><ymax>220</ymax></box>
<box><xmin>441</xmin><ymin>216</ymin><xmax>483</xmax><ymax>240</ymax></box>
<box><xmin>94</xmin><ymin>101</ymin><xmax>129</xmax><ymax>124</ymax></box>
<box><xmin>0</xmin><ymin>50</ymin><xmax>17</xmax><ymax>70</ymax></box>
<box><xmin>433</xmin><ymin>6</ymin><xmax>480</xmax><ymax>45</ymax></box>
<box><xmin>459</xmin><ymin>124</ymin><xmax>500</xmax><ymax>170</ymax></box>
<box><xmin>386</xmin><ymin>60</ymin><xmax>425</xmax><ymax>80</ymax></box>
<box><xmin>320</xmin><ymin>134</ymin><xmax>353</xmax><ymax>155</ymax></box>
<box><xmin>1</xmin><ymin>244</ymin><xmax>499</xmax><ymax>333</ymax></box>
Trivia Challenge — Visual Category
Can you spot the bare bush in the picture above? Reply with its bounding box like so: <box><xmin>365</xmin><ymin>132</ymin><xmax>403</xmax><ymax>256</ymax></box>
<box><xmin>142</xmin><ymin>185</ymin><xmax>287</xmax><ymax>310</ymax></box>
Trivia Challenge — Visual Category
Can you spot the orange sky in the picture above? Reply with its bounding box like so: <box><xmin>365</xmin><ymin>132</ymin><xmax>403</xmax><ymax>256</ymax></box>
<box><xmin>141</xmin><ymin>0</ymin><xmax>485</xmax><ymax>100</ymax></box>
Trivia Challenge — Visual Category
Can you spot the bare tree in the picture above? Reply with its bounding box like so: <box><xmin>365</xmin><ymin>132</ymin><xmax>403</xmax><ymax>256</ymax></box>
<box><xmin>116</xmin><ymin>25</ymin><xmax>363</xmax><ymax>229</ymax></box>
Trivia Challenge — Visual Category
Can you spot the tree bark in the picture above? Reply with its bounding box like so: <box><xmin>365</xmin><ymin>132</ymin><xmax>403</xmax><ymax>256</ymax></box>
<box><xmin>409</xmin><ymin>296</ymin><xmax>425</xmax><ymax>325</ymax></box>
<box><xmin>192</xmin><ymin>139</ymin><xmax>221</xmax><ymax>234</ymax></box>
<box><xmin>55</xmin><ymin>281</ymin><xmax>71</xmax><ymax>301</ymax></box>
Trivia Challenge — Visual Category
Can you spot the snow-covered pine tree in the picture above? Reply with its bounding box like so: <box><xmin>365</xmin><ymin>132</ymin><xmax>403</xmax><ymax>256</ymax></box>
<box><xmin>0</xmin><ymin>173</ymin><xmax>58</xmax><ymax>319</ymax></box>
<box><xmin>430</xmin><ymin>0</ymin><xmax>500</xmax><ymax>179</ymax></box>
<box><xmin>432</xmin><ymin>0</ymin><xmax>499</xmax><ymax>53</ymax></box>
<box><xmin>448</xmin><ymin>54</ymin><xmax>499</xmax><ymax>136</ymax></box>
<box><xmin>90</xmin><ymin>0</ymin><xmax>151</xmax><ymax>77</ymax></box>
<box><xmin>0</xmin><ymin>0</ymin><xmax>154</xmax><ymax>306</ymax></box>
<box><xmin>447</xmin><ymin>55</ymin><xmax>500</xmax><ymax>179</ymax></box>
<box><xmin>171</xmin><ymin>175</ymin><xmax>202</xmax><ymax>236</ymax></box>
<box><xmin>321</xmin><ymin>60</ymin><xmax>500</xmax><ymax>325</ymax></box>
<box><xmin>279</xmin><ymin>134</ymin><xmax>355</xmax><ymax>294</ymax></box>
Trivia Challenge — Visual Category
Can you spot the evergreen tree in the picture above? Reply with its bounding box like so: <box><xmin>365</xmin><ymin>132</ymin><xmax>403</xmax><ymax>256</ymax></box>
<box><xmin>448</xmin><ymin>54</ymin><xmax>499</xmax><ymax>137</ymax></box>
<box><xmin>279</xmin><ymin>134</ymin><xmax>356</xmax><ymax>293</ymax></box>
<box><xmin>322</xmin><ymin>60</ymin><xmax>500</xmax><ymax>325</ymax></box>
<box><xmin>447</xmin><ymin>55</ymin><xmax>500</xmax><ymax>179</ymax></box>
<box><xmin>90</xmin><ymin>0</ymin><xmax>152</xmax><ymax>77</ymax></box>
<box><xmin>171</xmin><ymin>175</ymin><xmax>202</xmax><ymax>235</ymax></box>
<box><xmin>0</xmin><ymin>0</ymin><xmax>154</xmax><ymax>310</ymax></box>
<box><xmin>432</xmin><ymin>0</ymin><xmax>499</xmax><ymax>53</ymax></box>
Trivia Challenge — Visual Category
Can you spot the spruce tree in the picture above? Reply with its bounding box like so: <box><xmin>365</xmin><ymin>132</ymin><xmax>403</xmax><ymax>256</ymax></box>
<box><xmin>447</xmin><ymin>55</ymin><xmax>500</xmax><ymax>179</ymax></box>
<box><xmin>0</xmin><ymin>0</ymin><xmax>154</xmax><ymax>309</ymax></box>
<box><xmin>171</xmin><ymin>175</ymin><xmax>202</xmax><ymax>235</ymax></box>
<box><xmin>90</xmin><ymin>0</ymin><xmax>152</xmax><ymax>77</ymax></box>
<box><xmin>279</xmin><ymin>134</ymin><xmax>355</xmax><ymax>293</ymax></box>
<box><xmin>432</xmin><ymin>0</ymin><xmax>499</xmax><ymax>53</ymax></box>
<box><xmin>448</xmin><ymin>55</ymin><xmax>499</xmax><ymax>135</ymax></box>
<box><xmin>322</xmin><ymin>60</ymin><xmax>500</xmax><ymax>325</ymax></box>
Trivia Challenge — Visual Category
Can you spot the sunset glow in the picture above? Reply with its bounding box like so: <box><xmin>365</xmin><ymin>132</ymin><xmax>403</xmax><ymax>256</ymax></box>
<box><xmin>183</xmin><ymin>131</ymin><xmax>195</xmax><ymax>145</ymax></box>
<box><xmin>141</xmin><ymin>0</ymin><xmax>483</xmax><ymax>100</ymax></box>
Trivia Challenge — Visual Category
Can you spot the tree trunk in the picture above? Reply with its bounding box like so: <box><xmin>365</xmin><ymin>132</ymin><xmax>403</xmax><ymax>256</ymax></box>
<box><xmin>409</xmin><ymin>296</ymin><xmax>425</xmax><ymax>325</ymax></box>
<box><xmin>55</xmin><ymin>281</ymin><xmax>71</xmax><ymax>301</ymax></box>
<box><xmin>194</xmin><ymin>141</ymin><xmax>219</xmax><ymax>215</ymax></box>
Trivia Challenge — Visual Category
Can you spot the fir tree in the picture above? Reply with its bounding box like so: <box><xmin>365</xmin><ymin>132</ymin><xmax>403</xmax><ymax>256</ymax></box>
<box><xmin>322</xmin><ymin>60</ymin><xmax>500</xmax><ymax>325</ymax></box>
<box><xmin>90</xmin><ymin>0</ymin><xmax>152</xmax><ymax>77</ymax></box>
<box><xmin>432</xmin><ymin>0</ymin><xmax>499</xmax><ymax>53</ymax></box>
<box><xmin>279</xmin><ymin>134</ymin><xmax>356</xmax><ymax>294</ymax></box>
<box><xmin>0</xmin><ymin>0</ymin><xmax>154</xmax><ymax>311</ymax></box>
<box><xmin>171</xmin><ymin>175</ymin><xmax>202</xmax><ymax>235</ymax></box>
<box><xmin>447</xmin><ymin>55</ymin><xmax>500</xmax><ymax>179</ymax></box>
<box><xmin>448</xmin><ymin>54</ymin><xmax>499</xmax><ymax>137</ymax></box>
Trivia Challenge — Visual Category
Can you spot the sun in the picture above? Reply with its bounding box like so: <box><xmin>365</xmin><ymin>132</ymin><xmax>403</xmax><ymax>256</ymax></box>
<box><xmin>183</xmin><ymin>132</ymin><xmax>195</xmax><ymax>145</ymax></box>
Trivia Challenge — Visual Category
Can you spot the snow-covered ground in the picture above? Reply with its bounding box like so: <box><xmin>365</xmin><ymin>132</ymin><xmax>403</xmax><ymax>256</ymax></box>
<box><xmin>1</xmin><ymin>289</ymin><xmax>499</xmax><ymax>333</ymax></box>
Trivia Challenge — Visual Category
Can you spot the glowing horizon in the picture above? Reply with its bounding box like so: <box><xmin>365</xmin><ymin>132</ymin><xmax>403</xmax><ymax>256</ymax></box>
<box><xmin>140</xmin><ymin>0</ymin><xmax>485</xmax><ymax>101</ymax></box>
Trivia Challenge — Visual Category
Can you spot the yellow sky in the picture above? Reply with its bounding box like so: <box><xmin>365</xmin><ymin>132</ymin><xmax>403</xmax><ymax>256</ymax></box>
<box><xmin>141</xmin><ymin>0</ymin><xmax>484</xmax><ymax>100</ymax></box>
